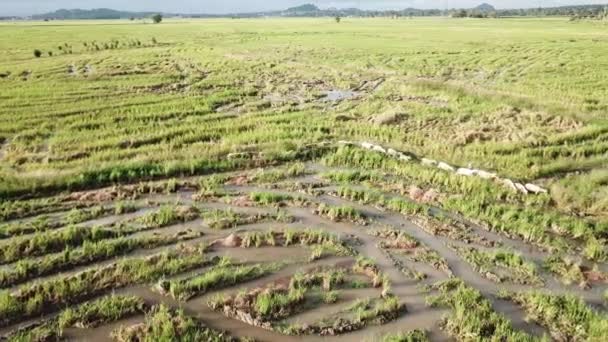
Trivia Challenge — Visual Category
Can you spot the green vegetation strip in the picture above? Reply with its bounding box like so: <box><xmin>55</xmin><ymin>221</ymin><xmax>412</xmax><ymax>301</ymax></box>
<box><xmin>249</xmin><ymin>192</ymin><xmax>292</xmax><ymax>205</ymax></box>
<box><xmin>138</xmin><ymin>205</ymin><xmax>200</xmax><ymax>228</ymax></box>
<box><xmin>314</xmin><ymin>203</ymin><xmax>367</xmax><ymax>225</ymax></box>
<box><xmin>0</xmin><ymin>244</ymin><xmax>210</xmax><ymax>327</ymax></box>
<box><xmin>0</xmin><ymin>205</ymin><xmax>200</xmax><ymax>264</ymax></box>
<box><xmin>451</xmin><ymin>245</ymin><xmax>543</xmax><ymax>286</ymax></box>
<box><xmin>0</xmin><ymin>225</ymin><xmax>119</xmax><ymax>264</ymax></box>
<box><xmin>112</xmin><ymin>305</ymin><xmax>242</xmax><ymax>342</ymax></box>
<box><xmin>250</xmin><ymin>163</ymin><xmax>308</xmax><ymax>184</ymax></box>
<box><xmin>239</xmin><ymin>228</ymin><xmax>356</xmax><ymax>257</ymax></box>
<box><xmin>281</xmin><ymin>295</ymin><xmax>405</xmax><ymax>336</ymax></box>
<box><xmin>203</xmin><ymin>208</ymin><xmax>292</xmax><ymax>230</ymax></box>
<box><xmin>158</xmin><ymin>258</ymin><xmax>282</xmax><ymax>301</ymax></box>
<box><xmin>5</xmin><ymin>295</ymin><xmax>146</xmax><ymax>342</ymax></box>
<box><xmin>0</xmin><ymin>230</ymin><xmax>202</xmax><ymax>288</ymax></box>
<box><xmin>0</xmin><ymin>204</ymin><xmax>135</xmax><ymax>239</ymax></box>
<box><xmin>0</xmin><ymin>197</ymin><xmax>70</xmax><ymax>222</ymax></box>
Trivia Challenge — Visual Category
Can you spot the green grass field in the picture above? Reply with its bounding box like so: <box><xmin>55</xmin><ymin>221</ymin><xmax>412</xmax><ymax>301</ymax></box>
<box><xmin>1</xmin><ymin>18</ymin><xmax>607</xmax><ymax>207</ymax></box>
<box><xmin>0</xmin><ymin>17</ymin><xmax>607</xmax><ymax>341</ymax></box>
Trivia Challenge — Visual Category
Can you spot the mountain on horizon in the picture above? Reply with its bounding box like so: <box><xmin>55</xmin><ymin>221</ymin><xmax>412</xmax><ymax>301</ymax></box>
<box><xmin>475</xmin><ymin>3</ymin><xmax>496</xmax><ymax>12</ymax></box>
<box><xmin>285</xmin><ymin>4</ymin><xmax>320</xmax><ymax>12</ymax></box>
<box><xmin>32</xmin><ymin>8</ymin><xmax>157</xmax><ymax>20</ymax></box>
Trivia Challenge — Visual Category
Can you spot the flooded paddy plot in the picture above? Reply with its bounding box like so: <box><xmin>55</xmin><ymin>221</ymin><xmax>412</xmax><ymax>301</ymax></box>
<box><xmin>0</xmin><ymin>162</ymin><xmax>606</xmax><ymax>341</ymax></box>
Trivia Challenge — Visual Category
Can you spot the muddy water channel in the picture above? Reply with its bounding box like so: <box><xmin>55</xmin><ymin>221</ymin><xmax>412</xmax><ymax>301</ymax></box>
<box><xmin>1</xmin><ymin>167</ymin><xmax>606</xmax><ymax>341</ymax></box>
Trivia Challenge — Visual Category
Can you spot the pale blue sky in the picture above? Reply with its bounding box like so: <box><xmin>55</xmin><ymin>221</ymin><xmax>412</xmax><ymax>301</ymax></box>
<box><xmin>1</xmin><ymin>0</ymin><xmax>606</xmax><ymax>16</ymax></box>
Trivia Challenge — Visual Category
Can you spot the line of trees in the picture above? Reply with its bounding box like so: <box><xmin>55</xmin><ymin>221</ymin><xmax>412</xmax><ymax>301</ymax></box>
<box><xmin>450</xmin><ymin>6</ymin><xmax>608</xmax><ymax>20</ymax></box>
<box><xmin>451</xmin><ymin>9</ymin><xmax>497</xmax><ymax>18</ymax></box>
<box><xmin>498</xmin><ymin>5</ymin><xmax>608</xmax><ymax>19</ymax></box>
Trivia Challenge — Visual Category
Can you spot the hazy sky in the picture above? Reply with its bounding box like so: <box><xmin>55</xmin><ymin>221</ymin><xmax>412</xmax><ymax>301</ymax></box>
<box><xmin>1</xmin><ymin>0</ymin><xmax>606</xmax><ymax>16</ymax></box>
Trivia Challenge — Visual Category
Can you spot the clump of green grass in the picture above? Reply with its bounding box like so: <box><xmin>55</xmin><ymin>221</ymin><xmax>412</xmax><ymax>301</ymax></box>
<box><xmin>321</xmin><ymin>170</ymin><xmax>381</xmax><ymax>183</ymax></box>
<box><xmin>499</xmin><ymin>290</ymin><xmax>608</xmax><ymax>341</ymax></box>
<box><xmin>139</xmin><ymin>205</ymin><xmax>199</xmax><ymax>228</ymax></box>
<box><xmin>284</xmin><ymin>295</ymin><xmax>405</xmax><ymax>336</ymax></box>
<box><xmin>290</xmin><ymin>268</ymin><xmax>347</xmax><ymax>291</ymax></box>
<box><xmin>114</xmin><ymin>201</ymin><xmax>137</xmax><ymax>215</ymax></box>
<box><xmin>309</xmin><ymin>242</ymin><xmax>353</xmax><ymax>261</ymax></box>
<box><xmin>165</xmin><ymin>178</ymin><xmax>178</xmax><ymax>193</ymax></box>
<box><xmin>426</xmin><ymin>279</ymin><xmax>539</xmax><ymax>341</ymax></box>
<box><xmin>583</xmin><ymin>236</ymin><xmax>607</xmax><ymax>261</ymax></box>
<box><xmin>251</xmin><ymin>163</ymin><xmax>307</xmax><ymax>183</ymax></box>
<box><xmin>371</xmin><ymin>227</ymin><xmax>419</xmax><ymax>249</ymax></box>
<box><xmin>384</xmin><ymin>196</ymin><xmax>427</xmax><ymax>216</ymax></box>
<box><xmin>209</xmin><ymin>263</ymin><xmax>386</xmax><ymax>333</ymax></box>
<box><xmin>203</xmin><ymin>208</ymin><xmax>240</xmax><ymax>229</ymax></box>
<box><xmin>314</xmin><ymin>203</ymin><xmax>366</xmax><ymax>225</ymax></box>
<box><xmin>112</xmin><ymin>305</ymin><xmax>236</xmax><ymax>341</ymax></box>
<box><xmin>0</xmin><ymin>215</ymin><xmax>57</xmax><ymax>239</ymax></box>
<box><xmin>58</xmin><ymin>295</ymin><xmax>145</xmax><ymax>329</ymax></box>
<box><xmin>0</xmin><ymin>225</ymin><xmax>118</xmax><ymax>264</ymax></box>
<box><xmin>452</xmin><ymin>246</ymin><xmax>543</xmax><ymax>285</ymax></box>
<box><xmin>352</xmin><ymin>295</ymin><xmax>402</xmax><ymax>324</ymax></box>
<box><xmin>335</xmin><ymin>186</ymin><xmax>385</xmax><ymax>205</ymax></box>
<box><xmin>283</xmin><ymin>228</ymin><xmax>342</xmax><ymax>246</ymax></box>
<box><xmin>209</xmin><ymin>285</ymin><xmax>307</xmax><ymax>323</ymax></box>
<box><xmin>323</xmin><ymin>290</ymin><xmax>340</xmax><ymax>304</ymax></box>
<box><xmin>254</xmin><ymin>287</ymin><xmax>307</xmax><ymax>319</ymax></box>
<box><xmin>241</xmin><ymin>230</ymin><xmax>272</xmax><ymax>248</ymax></box>
<box><xmin>0</xmin><ymin>197</ymin><xmax>66</xmax><ymax>222</ymax></box>
<box><xmin>249</xmin><ymin>191</ymin><xmax>294</xmax><ymax>206</ymax></box>
<box><xmin>203</xmin><ymin>208</ymin><xmax>289</xmax><ymax>229</ymax></box>
<box><xmin>194</xmin><ymin>174</ymin><xmax>228</xmax><ymax>199</ymax></box>
<box><xmin>4</xmin><ymin>321</ymin><xmax>58</xmax><ymax>342</ymax></box>
<box><xmin>4</xmin><ymin>295</ymin><xmax>142</xmax><ymax>341</ymax></box>
<box><xmin>238</xmin><ymin>228</ymin><xmax>355</xmax><ymax>257</ymax></box>
<box><xmin>66</xmin><ymin>206</ymin><xmax>106</xmax><ymax>224</ymax></box>
<box><xmin>382</xmin><ymin>330</ymin><xmax>429</xmax><ymax>342</ymax></box>
<box><xmin>161</xmin><ymin>259</ymin><xmax>281</xmax><ymax>301</ymax></box>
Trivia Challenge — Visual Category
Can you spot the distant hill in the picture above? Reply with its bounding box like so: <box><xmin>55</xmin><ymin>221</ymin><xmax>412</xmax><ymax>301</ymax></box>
<box><xmin>32</xmin><ymin>8</ymin><xmax>158</xmax><ymax>20</ymax></box>
<box><xmin>475</xmin><ymin>3</ymin><xmax>496</xmax><ymax>12</ymax></box>
<box><xmin>286</xmin><ymin>4</ymin><xmax>319</xmax><ymax>12</ymax></box>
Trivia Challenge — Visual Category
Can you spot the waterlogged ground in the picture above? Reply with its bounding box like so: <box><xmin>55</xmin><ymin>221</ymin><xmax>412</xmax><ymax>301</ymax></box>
<box><xmin>0</xmin><ymin>162</ymin><xmax>606</xmax><ymax>341</ymax></box>
<box><xmin>0</xmin><ymin>17</ymin><xmax>607</xmax><ymax>341</ymax></box>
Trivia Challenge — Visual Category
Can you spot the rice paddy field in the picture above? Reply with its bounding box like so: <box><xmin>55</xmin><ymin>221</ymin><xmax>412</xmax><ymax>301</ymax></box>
<box><xmin>0</xmin><ymin>17</ymin><xmax>607</xmax><ymax>341</ymax></box>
